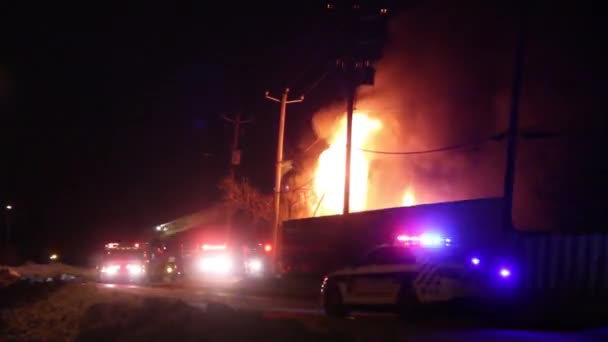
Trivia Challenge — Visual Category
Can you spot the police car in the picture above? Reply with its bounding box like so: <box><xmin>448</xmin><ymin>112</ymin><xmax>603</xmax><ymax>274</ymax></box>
<box><xmin>321</xmin><ymin>233</ymin><xmax>516</xmax><ymax>317</ymax></box>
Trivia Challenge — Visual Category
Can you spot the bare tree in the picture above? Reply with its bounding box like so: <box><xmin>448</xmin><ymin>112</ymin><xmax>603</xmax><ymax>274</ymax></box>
<box><xmin>219</xmin><ymin>176</ymin><xmax>273</xmax><ymax>225</ymax></box>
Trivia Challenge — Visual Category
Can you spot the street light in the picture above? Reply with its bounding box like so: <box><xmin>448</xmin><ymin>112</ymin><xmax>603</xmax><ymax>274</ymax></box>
<box><xmin>5</xmin><ymin>205</ymin><xmax>12</xmax><ymax>210</ymax></box>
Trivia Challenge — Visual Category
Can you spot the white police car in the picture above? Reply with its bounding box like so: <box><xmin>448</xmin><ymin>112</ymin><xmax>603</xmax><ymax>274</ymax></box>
<box><xmin>321</xmin><ymin>233</ymin><xmax>515</xmax><ymax>317</ymax></box>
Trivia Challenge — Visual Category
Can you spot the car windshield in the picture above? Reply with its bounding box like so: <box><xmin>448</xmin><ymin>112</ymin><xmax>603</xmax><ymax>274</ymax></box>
<box><xmin>364</xmin><ymin>246</ymin><xmax>416</xmax><ymax>265</ymax></box>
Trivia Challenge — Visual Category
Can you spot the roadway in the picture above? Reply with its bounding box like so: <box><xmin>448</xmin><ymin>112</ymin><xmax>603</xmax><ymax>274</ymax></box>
<box><xmin>95</xmin><ymin>280</ymin><xmax>608</xmax><ymax>341</ymax></box>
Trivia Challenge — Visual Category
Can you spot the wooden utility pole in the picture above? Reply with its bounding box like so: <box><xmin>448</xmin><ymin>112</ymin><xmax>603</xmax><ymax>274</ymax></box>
<box><xmin>265</xmin><ymin>88</ymin><xmax>303</xmax><ymax>271</ymax></box>
<box><xmin>222</xmin><ymin>113</ymin><xmax>252</xmax><ymax>179</ymax></box>
<box><xmin>222</xmin><ymin>113</ymin><xmax>251</xmax><ymax>239</ymax></box>
<box><xmin>503</xmin><ymin>7</ymin><xmax>529</xmax><ymax>232</ymax></box>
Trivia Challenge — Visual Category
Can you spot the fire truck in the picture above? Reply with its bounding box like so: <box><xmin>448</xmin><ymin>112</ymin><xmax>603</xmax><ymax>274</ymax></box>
<box><xmin>182</xmin><ymin>239</ymin><xmax>274</xmax><ymax>281</ymax></box>
<box><xmin>97</xmin><ymin>241</ymin><xmax>182</xmax><ymax>284</ymax></box>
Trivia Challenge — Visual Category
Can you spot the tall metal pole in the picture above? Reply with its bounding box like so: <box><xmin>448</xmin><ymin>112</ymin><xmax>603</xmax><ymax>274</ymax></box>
<box><xmin>503</xmin><ymin>7</ymin><xmax>528</xmax><ymax>232</ymax></box>
<box><xmin>265</xmin><ymin>89</ymin><xmax>303</xmax><ymax>271</ymax></box>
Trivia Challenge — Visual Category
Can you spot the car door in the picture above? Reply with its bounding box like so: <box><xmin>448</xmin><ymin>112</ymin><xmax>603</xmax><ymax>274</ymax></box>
<box><xmin>343</xmin><ymin>247</ymin><xmax>417</xmax><ymax>305</ymax></box>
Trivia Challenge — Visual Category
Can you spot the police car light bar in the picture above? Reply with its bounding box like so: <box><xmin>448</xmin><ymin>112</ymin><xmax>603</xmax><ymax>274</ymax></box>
<box><xmin>397</xmin><ymin>233</ymin><xmax>450</xmax><ymax>247</ymax></box>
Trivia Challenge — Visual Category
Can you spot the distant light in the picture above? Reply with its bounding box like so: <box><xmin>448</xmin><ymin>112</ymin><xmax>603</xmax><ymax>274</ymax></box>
<box><xmin>499</xmin><ymin>268</ymin><xmax>511</xmax><ymax>278</ymax></box>
<box><xmin>264</xmin><ymin>244</ymin><xmax>272</xmax><ymax>252</ymax></box>
<box><xmin>134</xmin><ymin>243</ymin><xmax>140</xmax><ymax>248</ymax></box>
<box><xmin>49</xmin><ymin>253</ymin><xmax>59</xmax><ymax>261</ymax></box>
<box><xmin>156</xmin><ymin>226</ymin><xmax>162</xmax><ymax>231</ymax></box>
<box><xmin>471</xmin><ymin>257</ymin><xmax>480</xmax><ymax>266</ymax></box>
<box><xmin>380</xmin><ymin>8</ymin><xmax>388</xmax><ymax>14</ymax></box>
<box><xmin>5</xmin><ymin>205</ymin><xmax>12</xmax><ymax>210</ymax></box>
<box><xmin>166</xmin><ymin>266</ymin><xmax>173</xmax><ymax>274</ymax></box>
<box><xmin>163</xmin><ymin>227</ymin><xmax>168</xmax><ymax>232</ymax></box>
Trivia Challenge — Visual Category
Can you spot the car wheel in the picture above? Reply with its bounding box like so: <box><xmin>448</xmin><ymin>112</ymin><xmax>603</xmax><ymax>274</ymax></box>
<box><xmin>323</xmin><ymin>281</ymin><xmax>347</xmax><ymax>318</ymax></box>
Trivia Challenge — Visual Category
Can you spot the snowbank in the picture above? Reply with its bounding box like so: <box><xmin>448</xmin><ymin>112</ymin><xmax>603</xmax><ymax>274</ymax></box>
<box><xmin>1</xmin><ymin>283</ymin><xmax>351</xmax><ymax>341</ymax></box>
<box><xmin>1</xmin><ymin>262</ymin><xmax>94</xmax><ymax>282</ymax></box>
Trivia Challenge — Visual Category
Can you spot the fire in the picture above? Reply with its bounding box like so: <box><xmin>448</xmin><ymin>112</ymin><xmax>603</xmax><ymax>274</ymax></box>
<box><xmin>311</xmin><ymin>113</ymin><xmax>382</xmax><ymax>216</ymax></box>
<box><xmin>402</xmin><ymin>188</ymin><xmax>416</xmax><ymax>207</ymax></box>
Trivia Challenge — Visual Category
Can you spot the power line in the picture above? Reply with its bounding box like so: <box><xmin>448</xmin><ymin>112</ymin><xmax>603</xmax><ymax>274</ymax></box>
<box><xmin>302</xmin><ymin>65</ymin><xmax>334</xmax><ymax>97</ymax></box>
<box><xmin>357</xmin><ymin>132</ymin><xmax>506</xmax><ymax>155</ymax></box>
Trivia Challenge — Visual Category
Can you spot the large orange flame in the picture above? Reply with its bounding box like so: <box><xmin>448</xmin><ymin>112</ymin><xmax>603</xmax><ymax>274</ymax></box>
<box><xmin>311</xmin><ymin>113</ymin><xmax>382</xmax><ymax>216</ymax></box>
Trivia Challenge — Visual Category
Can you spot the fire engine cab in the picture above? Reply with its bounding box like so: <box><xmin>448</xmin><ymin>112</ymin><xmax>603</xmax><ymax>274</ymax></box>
<box><xmin>97</xmin><ymin>242</ymin><xmax>149</xmax><ymax>284</ymax></box>
<box><xmin>188</xmin><ymin>241</ymin><xmax>274</xmax><ymax>280</ymax></box>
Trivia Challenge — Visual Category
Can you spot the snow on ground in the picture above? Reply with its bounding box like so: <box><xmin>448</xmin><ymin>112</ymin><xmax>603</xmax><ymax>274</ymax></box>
<box><xmin>1</xmin><ymin>262</ymin><xmax>94</xmax><ymax>281</ymax></box>
<box><xmin>0</xmin><ymin>282</ymin><xmax>351</xmax><ymax>341</ymax></box>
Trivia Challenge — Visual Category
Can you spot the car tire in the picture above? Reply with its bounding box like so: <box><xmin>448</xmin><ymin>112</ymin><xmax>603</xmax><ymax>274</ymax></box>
<box><xmin>323</xmin><ymin>281</ymin><xmax>347</xmax><ymax>318</ymax></box>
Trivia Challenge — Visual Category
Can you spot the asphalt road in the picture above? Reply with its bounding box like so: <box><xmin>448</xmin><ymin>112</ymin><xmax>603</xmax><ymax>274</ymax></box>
<box><xmin>95</xmin><ymin>281</ymin><xmax>608</xmax><ymax>341</ymax></box>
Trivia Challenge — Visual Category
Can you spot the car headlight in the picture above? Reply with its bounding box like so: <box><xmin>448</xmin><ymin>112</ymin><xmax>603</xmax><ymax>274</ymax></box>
<box><xmin>101</xmin><ymin>264</ymin><xmax>120</xmax><ymax>276</ymax></box>
<box><xmin>199</xmin><ymin>255</ymin><xmax>233</xmax><ymax>274</ymax></box>
<box><xmin>126</xmin><ymin>264</ymin><xmax>144</xmax><ymax>276</ymax></box>
<box><xmin>247</xmin><ymin>258</ymin><xmax>263</xmax><ymax>273</ymax></box>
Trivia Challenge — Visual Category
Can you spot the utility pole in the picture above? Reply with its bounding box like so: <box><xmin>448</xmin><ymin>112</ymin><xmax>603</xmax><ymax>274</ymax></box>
<box><xmin>503</xmin><ymin>6</ymin><xmax>529</xmax><ymax>232</ymax></box>
<box><xmin>342</xmin><ymin>66</ymin><xmax>357</xmax><ymax>214</ymax></box>
<box><xmin>337</xmin><ymin>4</ymin><xmax>385</xmax><ymax>214</ymax></box>
<box><xmin>222</xmin><ymin>113</ymin><xmax>252</xmax><ymax>180</ymax></box>
<box><xmin>265</xmin><ymin>88</ymin><xmax>304</xmax><ymax>271</ymax></box>
<box><xmin>222</xmin><ymin>114</ymin><xmax>252</xmax><ymax>239</ymax></box>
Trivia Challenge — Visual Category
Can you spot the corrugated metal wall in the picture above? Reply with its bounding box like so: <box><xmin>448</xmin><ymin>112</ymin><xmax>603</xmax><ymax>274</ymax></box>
<box><xmin>519</xmin><ymin>233</ymin><xmax>608</xmax><ymax>298</ymax></box>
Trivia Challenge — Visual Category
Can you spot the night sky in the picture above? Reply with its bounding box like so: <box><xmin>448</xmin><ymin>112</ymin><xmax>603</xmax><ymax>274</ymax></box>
<box><xmin>1</xmin><ymin>1</ymin><xmax>350</xmax><ymax>261</ymax></box>
<box><xmin>1</xmin><ymin>1</ymin><xmax>607</xmax><ymax>263</ymax></box>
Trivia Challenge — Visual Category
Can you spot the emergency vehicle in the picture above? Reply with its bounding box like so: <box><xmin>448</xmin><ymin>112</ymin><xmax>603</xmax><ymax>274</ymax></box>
<box><xmin>186</xmin><ymin>241</ymin><xmax>274</xmax><ymax>279</ymax></box>
<box><xmin>97</xmin><ymin>242</ymin><xmax>150</xmax><ymax>284</ymax></box>
<box><xmin>321</xmin><ymin>232</ymin><xmax>518</xmax><ymax>317</ymax></box>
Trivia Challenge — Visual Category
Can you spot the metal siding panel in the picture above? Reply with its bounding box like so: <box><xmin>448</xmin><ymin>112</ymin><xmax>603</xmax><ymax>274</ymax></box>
<box><xmin>604</xmin><ymin>235</ymin><xmax>608</xmax><ymax>290</ymax></box>
<box><xmin>549</xmin><ymin>235</ymin><xmax>559</xmax><ymax>290</ymax></box>
<box><xmin>536</xmin><ymin>236</ymin><xmax>546</xmax><ymax>290</ymax></box>
<box><xmin>524</xmin><ymin>237</ymin><xmax>535</xmax><ymax>291</ymax></box>
<box><xmin>589</xmin><ymin>234</ymin><xmax>602</xmax><ymax>293</ymax></box>
<box><xmin>574</xmin><ymin>235</ymin><xmax>589</xmax><ymax>293</ymax></box>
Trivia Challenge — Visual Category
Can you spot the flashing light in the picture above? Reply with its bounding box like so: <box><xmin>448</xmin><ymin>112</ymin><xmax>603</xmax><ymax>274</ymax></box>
<box><xmin>499</xmin><ymin>268</ymin><xmax>511</xmax><ymax>278</ymax></box>
<box><xmin>198</xmin><ymin>255</ymin><xmax>233</xmax><ymax>274</ymax></box>
<box><xmin>101</xmin><ymin>264</ymin><xmax>120</xmax><ymax>275</ymax></box>
<box><xmin>264</xmin><ymin>244</ymin><xmax>272</xmax><ymax>253</ymax></box>
<box><xmin>134</xmin><ymin>243</ymin><xmax>140</xmax><ymax>248</ymax></box>
<box><xmin>202</xmin><ymin>244</ymin><xmax>227</xmax><ymax>251</ymax></box>
<box><xmin>105</xmin><ymin>242</ymin><xmax>119</xmax><ymax>249</ymax></box>
<box><xmin>166</xmin><ymin>266</ymin><xmax>173</xmax><ymax>274</ymax></box>
<box><xmin>397</xmin><ymin>233</ymin><xmax>449</xmax><ymax>247</ymax></box>
<box><xmin>5</xmin><ymin>205</ymin><xmax>12</xmax><ymax>210</ymax></box>
<box><xmin>471</xmin><ymin>257</ymin><xmax>481</xmax><ymax>266</ymax></box>
<box><xmin>420</xmin><ymin>233</ymin><xmax>443</xmax><ymax>247</ymax></box>
<box><xmin>247</xmin><ymin>258</ymin><xmax>263</xmax><ymax>273</ymax></box>
<box><xmin>126</xmin><ymin>264</ymin><xmax>143</xmax><ymax>276</ymax></box>
<box><xmin>156</xmin><ymin>226</ymin><xmax>162</xmax><ymax>231</ymax></box>
<box><xmin>380</xmin><ymin>8</ymin><xmax>388</xmax><ymax>14</ymax></box>
<box><xmin>49</xmin><ymin>253</ymin><xmax>59</xmax><ymax>261</ymax></box>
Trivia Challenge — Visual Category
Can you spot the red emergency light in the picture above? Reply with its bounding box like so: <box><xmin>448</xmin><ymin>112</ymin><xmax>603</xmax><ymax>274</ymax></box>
<box><xmin>264</xmin><ymin>244</ymin><xmax>272</xmax><ymax>253</ymax></box>
<box><xmin>202</xmin><ymin>244</ymin><xmax>227</xmax><ymax>251</ymax></box>
<box><xmin>134</xmin><ymin>243</ymin><xmax>140</xmax><ymax>248</ymax></box>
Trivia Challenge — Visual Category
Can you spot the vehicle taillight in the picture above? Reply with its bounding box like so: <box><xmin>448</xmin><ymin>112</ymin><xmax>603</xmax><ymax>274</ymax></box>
<box><xmin>264</xmin><ymin>244</ymin><xmax>272</xmax><ymax>253</ymax></box>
